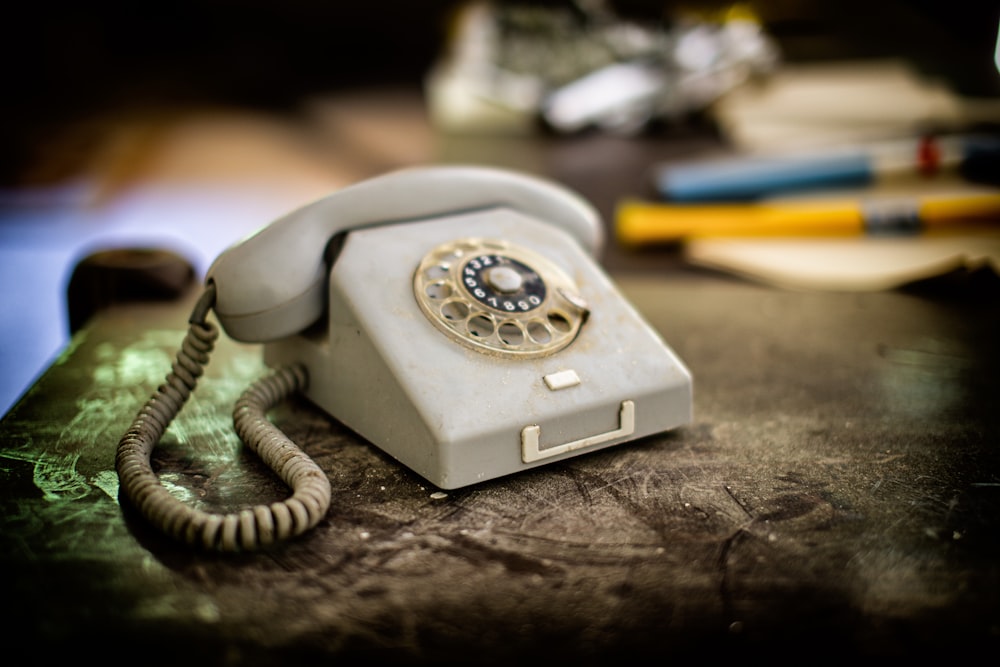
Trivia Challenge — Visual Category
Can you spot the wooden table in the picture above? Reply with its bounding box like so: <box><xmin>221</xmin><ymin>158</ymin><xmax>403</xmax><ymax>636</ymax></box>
<box><xmin>3</xmin><ymin>262</ymin><xmax>998</xmax><ymax>663</ymax></box>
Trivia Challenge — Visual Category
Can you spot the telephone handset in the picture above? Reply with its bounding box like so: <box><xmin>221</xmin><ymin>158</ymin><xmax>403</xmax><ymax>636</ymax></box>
<box><xmin>206</xmin><ymin>165</ymin><xmax>604</xmax><ymax>343</ymax></box>
<box><xmin>116</xmin><ymin>165</ymin><xmax>693</xmax><ymax>553</ymax></box>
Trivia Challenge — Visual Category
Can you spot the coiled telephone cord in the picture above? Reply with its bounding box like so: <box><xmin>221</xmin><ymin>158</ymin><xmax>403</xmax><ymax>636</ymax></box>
<box><xmin>115</xmin><ymin>285</ymin><xmax>332</xmax><ymax>552</ymax></box>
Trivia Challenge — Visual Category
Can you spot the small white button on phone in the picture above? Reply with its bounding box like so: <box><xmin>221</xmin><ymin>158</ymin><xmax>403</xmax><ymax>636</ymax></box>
<box><xmin>543</xmin><ymin>369</ymin><xmax>581</xmax><ymax>391</ymax></box>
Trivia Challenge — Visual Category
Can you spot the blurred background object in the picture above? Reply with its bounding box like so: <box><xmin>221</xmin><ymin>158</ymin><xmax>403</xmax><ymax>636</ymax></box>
<box><xmin>4</xmin><ymin>1</ymin><xmax>1000</xmax><ymax>186</ymax></box>
<box><xmin>1</xmin><ymin>0</ymin><xmax>999</xmax><ymax>416</ymax></box>
<box><xmin>426</xmin><ymin>0</ymin><xmax>780</xmax><ymax>135</ymax></box>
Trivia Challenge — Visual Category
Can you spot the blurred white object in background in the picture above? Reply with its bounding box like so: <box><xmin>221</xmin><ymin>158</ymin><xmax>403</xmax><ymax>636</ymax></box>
<box><xmin>426</xmin><ymin>1</ymin><xmax>779</xmax><ymax>136</ymax></box>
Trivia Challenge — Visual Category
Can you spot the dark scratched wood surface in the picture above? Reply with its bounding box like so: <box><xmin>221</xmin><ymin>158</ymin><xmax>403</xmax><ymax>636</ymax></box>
<box><xmin>2</xmin><ymin>272</ymin><xmax>999</xmax><ymax>665</ymax></box>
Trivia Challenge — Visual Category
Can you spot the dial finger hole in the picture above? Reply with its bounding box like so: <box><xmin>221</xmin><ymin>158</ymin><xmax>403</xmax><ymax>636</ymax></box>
<box><xmin>441</xmin><ymin>300</ymin><xmax>469</xmax><ymax>321</ymax></box>
<box><xmin>527</xmin><ymin>320</ymin><xmax>551</xmax><ymax>343</ymax></box>
<box><xmin>498</xmin><ymin>322</ymin><xmax>524</xmax><ymax>346</ymax></box>
<box><xmin>424</xmin><ymin>264</ymin><xmax>450</xmax><ymax>281</ymax></box>
<box><xmin>468</xmin><ymin>314</ymin><xmax>495</xmax><ymax>338</ymax></box>
<box><xmin>425</xmin><ymin>281</ymin><xmax>452</xmax><ymax>299</ymax></box>
<box><xmin>548</xmin><ymin>311</ymin><xmax>571</xmax><ymax>333</ymax></box>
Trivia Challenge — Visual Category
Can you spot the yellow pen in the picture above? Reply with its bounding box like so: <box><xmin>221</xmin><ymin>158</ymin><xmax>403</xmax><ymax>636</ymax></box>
<box><xmin>615</xmin><ymin>192</ymin><xmax>1000</xmax><ymax>245</ymax></box>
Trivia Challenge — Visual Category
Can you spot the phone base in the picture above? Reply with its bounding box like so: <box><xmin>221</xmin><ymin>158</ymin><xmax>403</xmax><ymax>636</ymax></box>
<box><xmin>264</xmin><ymin>211</ymin><xmax>692</xmax><ymax>489</ymax></box>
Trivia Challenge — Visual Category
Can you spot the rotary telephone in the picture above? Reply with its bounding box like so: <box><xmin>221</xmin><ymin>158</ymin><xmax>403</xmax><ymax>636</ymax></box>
<box><xmin>116</xmin><ymin>165</ymin><xmax>692</xmax><ymax>552</ymax></box>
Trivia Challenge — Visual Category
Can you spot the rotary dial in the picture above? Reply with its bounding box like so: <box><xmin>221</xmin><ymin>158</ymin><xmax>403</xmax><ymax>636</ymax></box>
<box><xmin>414</xmin><ymin>238</ymin><xmax>589</xmax><ymax>358</ymax></box>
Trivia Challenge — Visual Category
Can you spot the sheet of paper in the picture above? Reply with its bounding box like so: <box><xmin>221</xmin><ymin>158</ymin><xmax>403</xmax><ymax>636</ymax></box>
<box><xmin>685</xmin><ymin>235</ymin><xmax>1000</xmax><ymax>291</ymax></box>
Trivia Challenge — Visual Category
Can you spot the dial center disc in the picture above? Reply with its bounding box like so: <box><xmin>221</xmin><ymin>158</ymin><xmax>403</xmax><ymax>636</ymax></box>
<box><xmin>485</xmin><ymin>266</ymin><xmax>523</xmax><ymax>293</ymax></box>
<box><xmin>462</xmin><ymin>254</ymin><xmax>545</xmax><ymax>313</ymax></box>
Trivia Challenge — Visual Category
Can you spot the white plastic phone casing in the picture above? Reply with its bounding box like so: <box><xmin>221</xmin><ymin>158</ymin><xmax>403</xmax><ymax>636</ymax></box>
<box><xmin>263</xmin><ymin>207</ymin><xmax>692</xmax><ymax>489</ymax></box>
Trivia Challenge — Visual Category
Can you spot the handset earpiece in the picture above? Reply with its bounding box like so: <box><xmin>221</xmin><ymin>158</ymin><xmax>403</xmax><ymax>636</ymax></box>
<box><xmin>206</xmin><ymin>165</ymin><xmax>603</xmax><ymax>343</ymax></box>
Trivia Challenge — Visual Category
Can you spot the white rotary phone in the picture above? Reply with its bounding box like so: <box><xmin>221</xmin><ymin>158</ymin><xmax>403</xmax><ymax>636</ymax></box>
<box><xmin>116</xmin><ymin>165</ymin><xmax>692</xmax><ymax>552</ymax></box>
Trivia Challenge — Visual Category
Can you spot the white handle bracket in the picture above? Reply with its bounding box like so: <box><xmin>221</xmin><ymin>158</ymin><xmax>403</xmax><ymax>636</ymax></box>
<box><xmin>521</xmin><ymin>400</ymin><xmax>635</xmax><ymax>463</ymax></box>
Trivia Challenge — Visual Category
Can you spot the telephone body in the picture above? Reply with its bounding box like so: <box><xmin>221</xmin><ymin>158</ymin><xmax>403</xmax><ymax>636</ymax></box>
<box><xmin>206</xmin><ymin>165</ymin><xmax>692</xmax><ymax>489</ymax></box>
<box><xmin>117</xmin><ymin>165</ymin><xmax>692</xmax><ymax>550</ymax></box>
